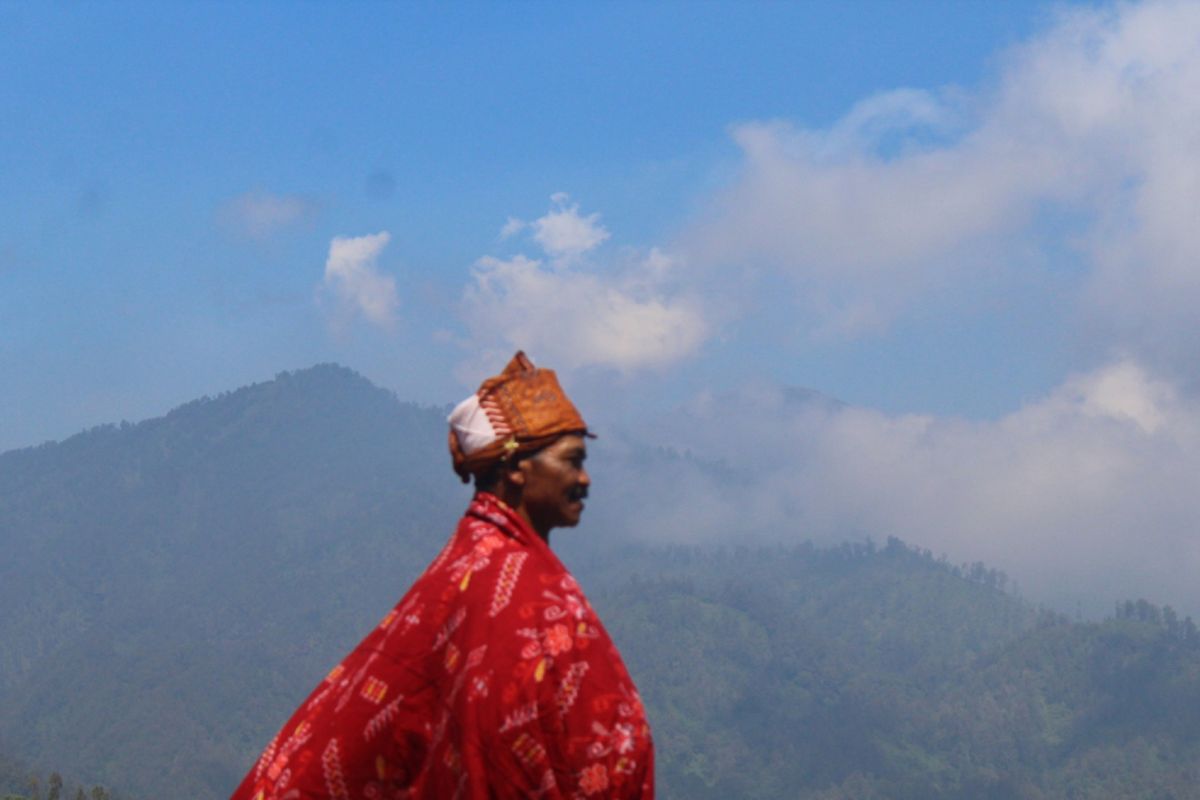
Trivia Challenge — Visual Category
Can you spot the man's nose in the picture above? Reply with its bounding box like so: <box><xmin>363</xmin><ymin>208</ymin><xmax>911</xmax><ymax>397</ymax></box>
<box><xmin>579</xmin><ymin>468</ymin><xmax>590</xmax><ymax>486</ymax></box>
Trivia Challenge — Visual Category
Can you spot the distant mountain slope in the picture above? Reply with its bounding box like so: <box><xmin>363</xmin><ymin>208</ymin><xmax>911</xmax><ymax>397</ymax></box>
<box><xmin>4</xmin><ymin>365</ymin><xmax>1200</xmax><ymax>799</ymax></box>
<box><xmin>0</xmin><ymin>749</ymin><xmax>33</xmax><ymax>796</ymax></box>
<box><xmin>597</xmin><ymin>549</ymin><xmax>1200</xmax><ymax>799</ymax></box>
<box><xmin>597</xmin><ymin>541</ymin><xmax>1033</xmax><ymax>799</ymax></box>
<box><xmin>0</xmin><ymin>365</ymin><xmax>465</xmax><ymax>797</ymax></box>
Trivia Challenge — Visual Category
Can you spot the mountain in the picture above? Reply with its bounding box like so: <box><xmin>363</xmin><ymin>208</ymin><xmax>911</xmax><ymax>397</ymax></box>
<box><xmin>0</xmin><ymin>365</ymin><xmax>462</xmax><ymax>797</ymax></box>
<box><xmin>605</xmin><ymin>551</ymin><xmax>1200</xmax><ymax>799</ymax></box>
<box><xmin>3</xmin><ymin>365</ymin><xmax>1200</xmax><ymax>799</ymax></box>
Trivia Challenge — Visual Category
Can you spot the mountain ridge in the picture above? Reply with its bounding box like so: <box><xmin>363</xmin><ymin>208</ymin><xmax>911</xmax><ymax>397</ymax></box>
<box><xmin>4</xmin><ymin>364</ymin><xmax>1200</xmax><ymax>799</ymax></box>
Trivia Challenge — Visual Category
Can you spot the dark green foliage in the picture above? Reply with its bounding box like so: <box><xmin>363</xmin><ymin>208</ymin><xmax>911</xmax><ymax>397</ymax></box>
<box><xmin>0</xmin><ymin>365</ymin><xmax>463</xmax><ymax>797</ymax></box>
<box><xmin>0</xmin><ymin>763</ymin><xmax>113</xmax><ymax>800</ymax></box>
<box><xmin>592</xmin><ymin>541</ymin><xmax>1035</xmax><ymax>799</ymax></box>
<box><xmin>0</xmin><ymin>751</ymin><xmax>32</xmax><ymax>796</ymax></box>
<box><xmin>5</xmin><ymin>365</ymin><xmax>1200</xmax><ymax>799</ymax></box>
<box><xmin>596</xmin><ymin>555</ymin><xmax>1200</xmax><ymax>799</ymax></box>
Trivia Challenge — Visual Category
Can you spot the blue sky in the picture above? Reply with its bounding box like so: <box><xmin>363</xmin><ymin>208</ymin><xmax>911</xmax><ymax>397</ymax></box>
<box><xmin>2</xmin><ymin>0</ymin><xmax>1052</xmax><ymax>449</ymax></box>
<box><xmin>7</xmin><ymin>1</ymin><xmax>1200</xmax><ymax>611</ymax></box>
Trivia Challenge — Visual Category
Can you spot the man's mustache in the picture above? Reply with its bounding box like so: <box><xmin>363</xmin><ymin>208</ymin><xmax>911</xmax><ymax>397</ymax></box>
<box><xmin>568</xmin><ymin>486</ymin><xmax>589</xmax><ymax>501</ymax></box>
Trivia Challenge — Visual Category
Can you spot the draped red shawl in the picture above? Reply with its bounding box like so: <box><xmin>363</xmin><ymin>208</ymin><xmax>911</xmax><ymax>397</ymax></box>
<box><xmin>230</xmin><ymin>492</ymin><xmax>654</xmax><ymax>799</ymax></box>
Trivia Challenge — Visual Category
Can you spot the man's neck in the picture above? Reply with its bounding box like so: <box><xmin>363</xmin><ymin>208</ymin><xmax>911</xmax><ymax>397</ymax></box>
<box><xmin>479</xmin><ymin>488</ymin><xmax>550</xmax><ymax>543</ymax></box>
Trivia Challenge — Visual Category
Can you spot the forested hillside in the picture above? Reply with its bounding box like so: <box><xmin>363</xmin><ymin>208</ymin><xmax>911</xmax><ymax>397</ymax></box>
<box><xmin>599</xmin><ymin>550</ymin><xmax>1200</xmax><ymax>799</ymax></box>
<box><xmin>4</xmin><ymin>366</ymin><xmax>1200</xmax><ymax>799</ymax></box>
<box><xmin>0</xmin><ymin>366</ymin><xmax>463</xmax><ymax>797</ymax></box>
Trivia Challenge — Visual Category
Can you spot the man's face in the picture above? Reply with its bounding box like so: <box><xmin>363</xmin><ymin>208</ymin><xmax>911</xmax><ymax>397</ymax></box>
<box><xmin>518</xmin><ymin>434</ymin><xmax>590</xmax><ymax>537</ymax></box>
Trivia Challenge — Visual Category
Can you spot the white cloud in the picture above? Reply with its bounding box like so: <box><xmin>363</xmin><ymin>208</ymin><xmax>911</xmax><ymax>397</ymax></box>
<box><xmin>320</xmin><ymin>232</ymin><xmax>398</xmax><ymax>328</ymax></box>
<box><xmin>499</xmin><ymin>216</ymin><xmax>526</xmax><ymax>240</ymax></box>
<box><xmin>218</xmin><ymin>190</ymin><xmax>316</xmax><ymax>240</ymax></box>
<box><xmin>688</xmin><ymin>0</ymin><xmax>1200</xmax><ymax>375</ymax></box>
<box><xmin>1064</xmin><ymin>359</ymin><xmax>1174</xmax><ymax>433</ymax></box>
<box><xmin>531</xmin><ymin>194</ymin><xmax>610</xmax><ymax>262</ymax></box>
<box><xmin>462</xmin><ymin>250</ymin><xmax>706</xmax><ymax>373</ymax></box>
<box><xmin>460</xmin><ymin>199</ymin><xmax>707</xmax><ymax>374</ymax></box>
<box><xmin>598</xmin><ymin>358</ymin><xmax>1200</xmax><ymax>615</ymax></box>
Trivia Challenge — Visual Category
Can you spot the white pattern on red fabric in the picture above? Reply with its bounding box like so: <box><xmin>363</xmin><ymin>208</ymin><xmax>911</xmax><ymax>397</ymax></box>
<box><xmin>500</xmin><ymin>701</ymin><xmax>540</xmax><ymax>733</ymax></box>
<box><xmin>363</xmin><ymin>696</ymin><xmax>404</xmax><ymax>741</ymax></box>
<box><xmin>229</xmin><ymin>492</ymin><xmax>654</xmax><ymax>799</ymax></box>
<box><xmin>491</xmin><ymin>551</ymin><xmax>528</xmax><ymax>617</ymax></box>
<box><xmin>255</xmin><ymin>733</ymin><xmax>279</xmax><ymax>779</ymax></box>
<box><xmin>321</xmin><ymin>739</ymin><xmax>350</xmax><ymax>800</ymax></box>
<box><xmin>434</xmin><ymin>606</ymin><xmax>467</xmax><ymax>650</ymax></box>
<box><xmin>556</xmin><ymin>661</ymin><xmax>590</xmax><ymax>718</ymax></box>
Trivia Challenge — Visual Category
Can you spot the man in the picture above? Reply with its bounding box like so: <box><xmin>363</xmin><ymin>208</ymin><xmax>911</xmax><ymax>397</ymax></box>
<box><xmin>231</xmin><ymin>352</ymin><xmax>654</xmax><ymax>799</ymax></box>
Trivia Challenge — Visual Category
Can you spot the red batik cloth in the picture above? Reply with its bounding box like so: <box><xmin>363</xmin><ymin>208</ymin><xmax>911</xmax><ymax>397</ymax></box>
<box><xmin>230</xmin><ymin>492</ymin><xmax>654</xmax><ymax>800</ymax></box>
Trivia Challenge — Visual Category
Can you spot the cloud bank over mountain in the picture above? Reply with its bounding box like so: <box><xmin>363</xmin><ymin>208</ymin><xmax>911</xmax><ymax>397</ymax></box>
<box><xmin>150</xmin><ymin>1</ymin><xmax>1200</xmax><ymax>617</ymax></box>
<box><xmin>590</xmin><ymin>359</ymin><xmax>1199</xmax><ymax>615</ymax></box>
<box><xmin>467</xmin><ymin>2</ymin><xmax>1200</xmax><ymax>614</ymax></box>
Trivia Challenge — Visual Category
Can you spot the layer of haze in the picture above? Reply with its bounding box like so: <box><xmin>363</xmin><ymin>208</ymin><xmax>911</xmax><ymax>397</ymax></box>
<box><xmin>5</xmin><ymin>1</ymin><xmax>1200</xmax><ymax>616</ymax></box>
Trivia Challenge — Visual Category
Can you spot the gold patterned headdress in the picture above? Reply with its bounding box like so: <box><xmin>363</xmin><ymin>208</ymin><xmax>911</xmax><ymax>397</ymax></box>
<box><xmin>448</xmin><ymin>352</ymin><xmax>590</xmax><ymax>482</ymax></box>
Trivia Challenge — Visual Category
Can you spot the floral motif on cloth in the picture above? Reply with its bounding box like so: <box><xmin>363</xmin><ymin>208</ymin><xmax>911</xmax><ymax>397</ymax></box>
<box><xmin>230</xmin><ymin>492</ymin><xmax>654</xmax><ymax>799</ymax></box>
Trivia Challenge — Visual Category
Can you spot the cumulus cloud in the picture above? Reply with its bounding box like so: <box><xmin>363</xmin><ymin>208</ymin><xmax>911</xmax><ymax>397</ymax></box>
<box><xmin>499</xmin><ymin>216</ymin><xmax>527</xmax><ymax>240</ymax></box>
<box><xmin>218</xmin><ymin>190</ymin><xmax>316</xmax><ymax>240</ymax></box>
<box><xmin>531</xmin><ymin>193</ymin><xmax>610</xmax><ymax>262</ymax></box>
<box><xmin>593</xmin><ymin>358</ymin><xmax>1200</xmax><ymax>615</ymax></box>
<box><xmin>460</xmin><ymin>198</ymin><xmax>707</xmax><ymax>373</ymax></box>
<box><xmin>690</xmin><ymin>0</ymin><xmax>1200</xmax><ymax>373</ymax></box>
<box><xmin>463</xmin><ymin>250</ymin><xmax>706</xmax><ymax>373</ymax></box>
<box><xmin>319</xmin><ymin>232</ymin><xmax>398</xmax><ymax>328</ymax></box>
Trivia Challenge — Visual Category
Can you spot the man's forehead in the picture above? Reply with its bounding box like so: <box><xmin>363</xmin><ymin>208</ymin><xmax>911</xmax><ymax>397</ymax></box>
<box><xmin>549</xmin><ymin>434</ymin><xmax>587</xmax><ymax>456</ymax></box>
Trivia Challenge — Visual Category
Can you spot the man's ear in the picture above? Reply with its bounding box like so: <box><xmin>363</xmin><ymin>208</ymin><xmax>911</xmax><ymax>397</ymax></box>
<box><xmin>503</xmin><ymin>460</ymin><xmax>527</xmax><ymax>488</ymax></box>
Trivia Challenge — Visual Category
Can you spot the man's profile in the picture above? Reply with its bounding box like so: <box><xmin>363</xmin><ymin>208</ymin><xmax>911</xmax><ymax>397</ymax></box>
<box><xmin>231</xmin><ymin>351</ymin><xmax>654</xmax><ymax>799</ymax></box>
